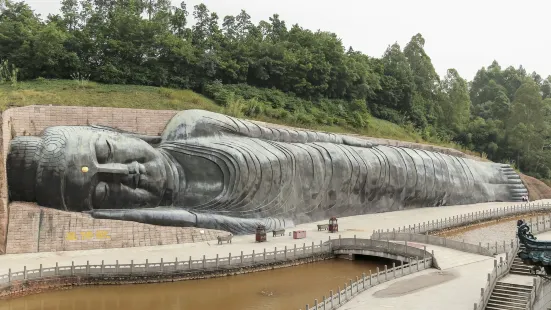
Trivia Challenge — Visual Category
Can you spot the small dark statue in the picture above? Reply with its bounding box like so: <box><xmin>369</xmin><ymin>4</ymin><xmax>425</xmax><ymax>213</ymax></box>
<box><xmin>517</xmin><ymin>219</ymin><xmax>551</xmax><ymax>275</ymax></box>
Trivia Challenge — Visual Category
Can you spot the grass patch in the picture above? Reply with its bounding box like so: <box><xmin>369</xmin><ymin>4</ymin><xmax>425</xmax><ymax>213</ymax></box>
<box><xmin>0</xmin><ymin>79</ymin><xmax>221</xmax><ymax>112</ymax></box>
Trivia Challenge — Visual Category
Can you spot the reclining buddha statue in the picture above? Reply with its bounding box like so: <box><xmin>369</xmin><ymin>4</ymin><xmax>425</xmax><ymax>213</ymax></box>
<box><xmin>6</xmin><ymin>109</ymin><xmax>526</xmax><ymax>234</ymax></box>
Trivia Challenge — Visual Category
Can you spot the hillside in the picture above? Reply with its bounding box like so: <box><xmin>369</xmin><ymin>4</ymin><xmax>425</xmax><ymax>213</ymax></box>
<box><xmin>0</xmin><ymin>79</ymin><xmax>473</xmax><ymax>153</ymax></box>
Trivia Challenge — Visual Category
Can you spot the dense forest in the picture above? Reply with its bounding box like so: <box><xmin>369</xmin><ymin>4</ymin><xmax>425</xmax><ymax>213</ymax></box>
<box><xmin>1</xmin><ymin>0</ymin><xmax>551</xmax><ymax>181</ymax></box>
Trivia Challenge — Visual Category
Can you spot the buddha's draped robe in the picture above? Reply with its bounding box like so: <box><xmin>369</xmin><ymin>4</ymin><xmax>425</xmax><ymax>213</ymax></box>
<box><xmin>125</xmin><ymin>110</ymin><xmax>518</xmax><ymax>233</ymax></box>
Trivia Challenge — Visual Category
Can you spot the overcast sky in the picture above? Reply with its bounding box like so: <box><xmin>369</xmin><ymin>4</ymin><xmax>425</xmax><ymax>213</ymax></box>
<box><xmin>23</xmin><ymin>0</ymin><xmax>551</xmax><ymax>81</ymax></box>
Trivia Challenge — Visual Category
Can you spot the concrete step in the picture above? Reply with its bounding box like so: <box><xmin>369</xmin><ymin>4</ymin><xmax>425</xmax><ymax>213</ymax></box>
<box><xmin>492</xmin><ymin>288</ymin><xmax>531</xmax><ymax>297</ymax></box>
<box><xmin>489</xmin><ymin>294</ymin><xmax>529</xmax><ymax>305</ymax></box>
<box><xmin>485</xmin><ymin>281</ymin><xmax>532</xmax><ymax>310</ymax></box>
<box><xmin>495</xmin><ymin>282</ymin><xmax>533</xmax><ymax>291</ymax></box>
<box><xmin>486</xmin><ymin>301</ymin><xmax>527</xmax><ymax>310</ymax></box>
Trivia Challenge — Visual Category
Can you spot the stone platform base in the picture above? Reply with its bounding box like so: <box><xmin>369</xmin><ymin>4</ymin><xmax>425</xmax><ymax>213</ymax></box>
<box><xmin>5</xmin><ymin>202</ymin><xmax>226</xmax><ymax>254</ymax></box>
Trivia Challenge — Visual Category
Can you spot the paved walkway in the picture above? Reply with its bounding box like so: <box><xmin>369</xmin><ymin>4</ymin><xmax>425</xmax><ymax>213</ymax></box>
<box><xmin>0</xmin><ymin>200</ymin><xmax>542</xmax><ymax>274</ymax></box>
<box><xmin>340</xmin><ymin>256</ymin><xmax>500</xmax><ymax>310</ymax></box>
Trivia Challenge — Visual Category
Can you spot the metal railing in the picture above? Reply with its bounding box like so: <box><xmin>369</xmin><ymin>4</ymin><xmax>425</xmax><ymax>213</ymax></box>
<box><xmin>300</xmin><ymin>256</ymin><xmax>433</xmax><ymax>310</ymax></box>
<box><xmin>377</xmin><ymin>202</ymin><xmax>551</xmax><ymax>236</ymax></box>
<box><xmin>0</xmin><ymin>240</ymin><xmax>332</xmax><ymax>286</ymax></box>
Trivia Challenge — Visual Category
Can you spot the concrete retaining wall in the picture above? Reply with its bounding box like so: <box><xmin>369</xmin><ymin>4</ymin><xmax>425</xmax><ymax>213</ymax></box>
<box><xmin>5</xmin><ymin>202</ymin><xmax>223</xmax><ymax>254</ymax></box>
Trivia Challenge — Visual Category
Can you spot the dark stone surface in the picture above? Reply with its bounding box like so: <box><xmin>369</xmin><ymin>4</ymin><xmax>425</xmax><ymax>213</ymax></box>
<box><xmin>6</xmin><ymin>109</ymin><xmax>527</xmax><ymax>234</ymax></box>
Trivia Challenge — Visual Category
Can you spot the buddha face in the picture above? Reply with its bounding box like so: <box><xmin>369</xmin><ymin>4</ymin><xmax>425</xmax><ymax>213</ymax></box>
<box><xmin>8</xmin><ymin>126</ymin><xmax>169</xmax><ymax>211</ymax></box>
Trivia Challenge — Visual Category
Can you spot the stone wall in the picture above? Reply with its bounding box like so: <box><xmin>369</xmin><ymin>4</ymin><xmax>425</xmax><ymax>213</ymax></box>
<box><xmin>5</xmin><ymin>202</ymin><xmax>223</xmax><ymax>254</ymax></box>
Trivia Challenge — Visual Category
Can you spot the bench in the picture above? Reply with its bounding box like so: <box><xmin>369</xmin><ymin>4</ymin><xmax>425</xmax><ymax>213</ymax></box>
<box><xmin>272</xmin><ymin>229</ymin><xmax>285</xmax><ymax>237</ymax></box>
<box><xmin>217</xmin><ymin>234</ymin><xmax>233</xmax><ymax>244</ymax></box>
<box><xmin>317</xmin><ymin>224</ymin><xmax>329</xmax><ymax>231</ymax></box>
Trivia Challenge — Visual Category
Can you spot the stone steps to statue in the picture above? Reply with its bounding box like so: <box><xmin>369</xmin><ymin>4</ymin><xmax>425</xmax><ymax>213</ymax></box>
<box><xmin>484</xmin><ymin>281</ymin><xmax>532</xmax><ymax>310</ymax></box>
<box><xmin>510</xmin><ymin>257</ymin><xmax>534</xmax><ymax>276</ymax></box>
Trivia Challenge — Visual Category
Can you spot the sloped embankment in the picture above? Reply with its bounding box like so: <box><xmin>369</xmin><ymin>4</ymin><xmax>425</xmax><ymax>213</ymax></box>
<box><xmin>520</xmin><ymin>173</ymin><xmax>551</xmax><ymax>200</ymax></box>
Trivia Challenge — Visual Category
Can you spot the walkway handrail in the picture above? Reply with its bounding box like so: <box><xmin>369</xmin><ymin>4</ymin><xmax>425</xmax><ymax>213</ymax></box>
<box><xmin>0</xmin><ymin>237</ymin><xmax>434</xmax><ymax>292</ymax></box>
<box><xmin>376</xmin><ymin>202</ymin><xmax>551</xmax><ymax>236</ymax></box>
<box><xmin>473</xmin><ymin>237</ymin><xmax>519</xmax><ymax>310</ymax></box>
<box><xmin>0</xmin><ymin>240</ymin><xmax>329</xmax><ymax>286</ymax></box>
<box><xmin>300</xmin><ymin>256</ymin><xmax>434</xmax><ymax>310</ymax></box>
<box><xmin>370</xmin><ymin>231</ymin><xmax>519</xmax><ymax>256</ymax></box>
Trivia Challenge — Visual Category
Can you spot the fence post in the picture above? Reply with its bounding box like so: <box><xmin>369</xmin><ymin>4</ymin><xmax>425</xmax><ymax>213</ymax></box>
<box><xmin>131</xmin><ymin>260</ymin><xmax>134</xmax><ymax>274</ymax></box>
<box><xmin>303</xmin><ymin>243</ymin><xmax>306</xmax><ymax>255</ymax></box>
<box><xmin>369</xmin><ymin>270</ymin><xmax>372</xmax><ymax>285</ymax></box>
<box><xmin>85</xmin><ymin>261</ymin><xmax>89</xmax><ymax>275</ymax></box>
<box><xmin>330</xmin><ymin>290</ymin><xmax>334</xmax><ymax>308</ymax></box>
<box><xmin>116</xmin><ymin>260</ymin><xmax>119</xmax><ymax>273</ymax></box>
<box><xmin>8</xmin><ymin>269</ymin><xmax>11</xmax><ymax>284</ymax></box>
<box><xmin>216</xmin><ymin>254</ymin><xmax>219</xmax><ymax>267</ymax></box>
<box><xmin>423</xmin><ymin>246</ymin><xmax>427</xmax><ymax>268</ymax></box>
<box><xmin>376</xmin><ymin>267</ymin><xmax>380</xmax><ymax>283</ymax></box>
<box><xmin>384</xmin><ymin>265</ymin><xmax>388</xmax><ymax>281</ymax></box>
<box><xmin>101</xmin><ymin>260</ymin><xmax>104</xmax><ymax>274</ymax></box>
<box><xmin>71</xmin><ymin>261</ymin><xmax>74</xmax><ymax>276</ymax></box>
<box><xmin>312</xmin><ymin>242</ymin><xmax>314</xmax><ymax>254</ymax></box>
<box><xmin>284</xmin><ymin>246</ymin><xmax>288</xmax><ymax>260</ymax></box>
<box><xmin>241</xmin><ymin>251</ymin><xmax>244</xmax><ymax>264</ymax></box>
<box><xmin>339</xmin><ymin>234</ymin><xmax>341</xmax><ymax>246</ymax></box>
<box><xmin>274</xmin><ymin>247</ymin><xmax>277</xmax><ymax>261</ymax></box>
<box><xmin>202</xmin><ymin>255</ymin><xmax>205</xmax><ymax>269</ymax></box>
<box><xmin>393</xmin><ymin>262</ymin><xmax>396</xmax><ymax>278</ymax></box>
<box><xmin>21</xmin><ymin>266</ymin><xmax>26</xmax><ymax>279</ymax></box>
<box><xmin>55</xmin><ymin>262</ymin><xmax>58</xmax><ymax>276</ymax></box>
<box><xmin>145</xmin><ymin>259</ymin><xmax>149</xmax><ymax>270</ymax></box>
<box><xmin>252</xmin><ymin>250</ymin><xmax>256</xmax><ymax>263</ymax></box>
<box><xmin>263</xmin><ymin>249</ymin><xmax>266</xmax><ymax>261</ymax></box>
<box><xmin>294</xmin><ymin>244</ymin><xmax>297</xmax><ymax>257</ymax></box>
<box><xmin>338</xmin><ymin>286</ymin><xmax>342</xmax><ymax>304</ymax></box>
<box><xmin>354</xmin><ymin>234</ymin><xmax>357</xmax><ymax>245</ymax></box>
<box><xmin>189</xmin><ymin>256</ymin><xmax>192</xmax><ymax>270</ymax></box>
<box><xmin>174</xmin><ymin>257</ymin><xmax>178</xmax><ymax>271</ymax></box>
<box><xmin>160</xmin><ymin>258</ymin><xmax>164</xmax><ymax>272</ymax></box>
<box><xmin>229</xmin><ymin>253</ymin><xmax>232</xmax><ymax>266</ymax></box>
<box><xmin>362</xmin><ymin>272</ymin><xmax>366</xmax><ymax>289</ymax></box>
<box><xmin>39</xmin><ymin>264</ymin><xmax>43</xmax><ymax>278</ymax></box>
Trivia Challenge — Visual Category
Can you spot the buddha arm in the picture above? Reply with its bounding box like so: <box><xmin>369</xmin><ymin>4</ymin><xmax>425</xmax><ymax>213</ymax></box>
<box><xmin>163</xmin><ymin>109</ymin><xmax>376</xmax><ymax>148</ymax></box>
<box><xmin>86</xmin><ymin>208</ymin><xmax>292</xmax><ymax>235</ymax></box>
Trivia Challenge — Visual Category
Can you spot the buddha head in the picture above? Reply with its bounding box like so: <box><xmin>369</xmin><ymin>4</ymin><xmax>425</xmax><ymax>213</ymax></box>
<box><xmin>7</xmin><ymin>126</ymin><xmax>169</xmax><ymax>211</ymax></box>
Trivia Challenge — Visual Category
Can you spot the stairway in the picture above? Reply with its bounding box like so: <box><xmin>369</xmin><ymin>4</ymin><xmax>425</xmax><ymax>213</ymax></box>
<box><xmin>485</xmin><ymin>282</ymin><xmax>532</xmax><ymax>310</ymax></box>
<box><xmin>510</xmin><ymin>245</ymin><xmax>536</xmax><ymax>276</ymax></box>
<box><xmin>501</xmin><ymin>164</ymin><xmax>529</xmax><ymax>202</ymax></box>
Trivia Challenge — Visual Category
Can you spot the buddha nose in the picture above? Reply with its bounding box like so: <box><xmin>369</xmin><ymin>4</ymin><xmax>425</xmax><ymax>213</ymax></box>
<box><xmin>96</xmin><ymin>162</ymin><xmax>146</xmax><ymax>175</ymax></box>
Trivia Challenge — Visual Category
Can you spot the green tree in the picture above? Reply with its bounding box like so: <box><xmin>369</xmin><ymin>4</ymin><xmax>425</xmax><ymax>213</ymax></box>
<box><xmin>440</xmin><ymin>68</ymin><xmax>470</xmax><ymax>133</ymax></box>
